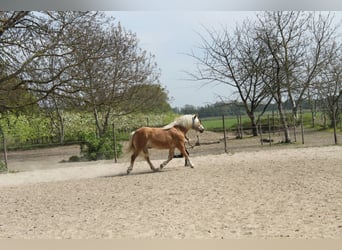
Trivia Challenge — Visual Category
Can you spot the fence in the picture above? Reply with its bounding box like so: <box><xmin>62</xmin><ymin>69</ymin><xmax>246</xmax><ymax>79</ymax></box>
<box><xmin>0</xmin><ymin>115</ymin><xmax>171</xmax><ymax>172</ymax></box>
<box><xmin>1</xmin><ymin>111</ymin><xmax>341</xmax><ymax>173</ymax></box>
<box><xmin>212</xmin><ymin>109</ymin><xmax>342</xmax><ymax>154</ymax></box>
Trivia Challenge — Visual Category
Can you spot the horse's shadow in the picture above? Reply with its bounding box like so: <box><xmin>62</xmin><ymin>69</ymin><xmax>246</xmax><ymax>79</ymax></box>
<box><xmin>101</xmin><ymin>167</ymin><xmax>177</xmax><ymax>179</ymax></box>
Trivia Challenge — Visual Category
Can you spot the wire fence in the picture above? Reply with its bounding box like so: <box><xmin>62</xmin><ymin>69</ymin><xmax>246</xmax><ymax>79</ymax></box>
<box><xmin>217</xmin><ymin>109</ymin><xmax>342</xmax><ymax>153</ymax></box>
<box><xmin>1</xmin><ymin>111</ymin><xmax>341</xmax><ymax>173</ymax></box>
<box><xmin>0</xmin><ymin>115</ymin><xmax>170</xmax><ymax>172</ymax></box>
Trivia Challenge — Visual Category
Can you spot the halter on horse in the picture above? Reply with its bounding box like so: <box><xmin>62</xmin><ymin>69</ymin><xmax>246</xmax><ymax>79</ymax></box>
<box><xmin>126</xmin><ymin>114</ymin><xmax>204</xmax><ymax>174</ymax></box>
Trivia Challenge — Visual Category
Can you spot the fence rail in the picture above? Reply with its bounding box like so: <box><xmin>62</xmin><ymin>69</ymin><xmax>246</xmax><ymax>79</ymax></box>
<box><xmin>1</xmin><ymin>112</ymin><xmax>341</xmax><ymax>173</ymax></box>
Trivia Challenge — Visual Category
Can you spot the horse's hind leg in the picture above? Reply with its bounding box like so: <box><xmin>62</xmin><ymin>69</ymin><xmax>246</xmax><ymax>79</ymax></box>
<box><xmin>127</xmin><ymin>149</ymin><xmax>140</xmax><ymax>175</ymax></box>
<box><xmin>143</xmin><ymin>148</ymin><xmax>158</xmax><ymax>172</ymax></box>
<box><xmin>160</xmin><ymin>147</ymin><xmax>175</xmax><ymax>169</ymax></box>
<box><xmin>178</xmin><ymin>144</ymin><xmax>194</xmax><ymax>168</ymax></box>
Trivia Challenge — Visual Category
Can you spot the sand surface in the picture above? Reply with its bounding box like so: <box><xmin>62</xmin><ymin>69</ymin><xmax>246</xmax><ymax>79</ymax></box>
<box><xmin>0</xmin><ymin>145</ymin><xmax>342</xmax><ymax>239</ymax></box>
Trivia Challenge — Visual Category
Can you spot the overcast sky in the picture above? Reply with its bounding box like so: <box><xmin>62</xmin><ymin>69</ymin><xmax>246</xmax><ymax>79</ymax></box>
<box><xmin>109</xmin><ymin>11</ymin><xmax>255</xmax><ymax>108</ymax></box>
<box><xmin>110</xmin><ymin>11</ymin><xmax>342</xmax><ymax>108</ymax></box>
<box><xmin>2</xmin><ymin>0</ymin><xmax>342</xmax><ymax>108</ymax></box>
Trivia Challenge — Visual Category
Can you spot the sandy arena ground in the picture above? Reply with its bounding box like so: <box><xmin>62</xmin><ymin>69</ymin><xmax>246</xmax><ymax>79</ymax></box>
<box><xmin>0</xmin><ymin>132</ymin><xmax>342</xmax><ymax>238</ymax></box>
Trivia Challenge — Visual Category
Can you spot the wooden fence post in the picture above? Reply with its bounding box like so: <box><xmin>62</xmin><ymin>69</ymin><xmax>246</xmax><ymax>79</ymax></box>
<box><xmin>1</xmin><ymin>127</ymin><xmax>8</xmax><ymax>172</ymax></box>
<box><xmin>222</xmin><ymin>115</ymin><xmax>227</xmax><ymax>153</ymax></box>
<box><xmin>259</xmin><ymin>116</ymin><xmax>264</xmax><ymax>146</ymax></box>
<box><xmin>300</xmin><ymin>105</ymin><xmax>305</xmax><ymax>144</ymax></box>
<box><xmin>112</xmin><ymin>123</ymin><xmax>118</xmax><ymax>163</ymax></box>
<box><xmin>293</xmin><ymin>113</ymin><xmax>297</xmax><ymax>143</ymax></box>
<box><xmin>236</xmin><ymin>115</ymin><xmax>239</xmax><ymax>139</ymax></box>
<box><xmin>236</xmin><ymin>114</ymin><xmax>243</xmax><ymax>139</ymax></box>
<box><xmin>268</xmin><ymin>114</ymin><xmax>272</xmax><ymax>146</ymax></box>
<box><xmin>239</xmin><ymin>114</ymin><xmax>243</xmax><ymax>139</ymax></box>
<box><xmin>333</xmin><ymin>108</ymin><xmax>338</xmax><ymax>145</ymax></box>
<box><xmin>272</xmin><ymin>110</ymin><xmax>275</xmax><ymax>135</ymax></box>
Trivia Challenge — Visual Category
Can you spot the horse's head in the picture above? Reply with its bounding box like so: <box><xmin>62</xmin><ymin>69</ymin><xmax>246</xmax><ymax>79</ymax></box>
<box><xmin>192</xmin><ymin>114</ymin><xmax>204</xmax><ymax>133</ymax></box>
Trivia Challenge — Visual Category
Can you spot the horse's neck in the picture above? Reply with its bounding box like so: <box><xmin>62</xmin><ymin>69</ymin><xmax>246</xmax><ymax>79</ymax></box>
<box><xmin>163</xmin><ymin>115</ymin><xmax>193</xmax><ymax>131</ymax></box>
<box><xmin>174</xmin><ymin>125</ymin><xmax>189</xmax><ymax>135</ymax></box>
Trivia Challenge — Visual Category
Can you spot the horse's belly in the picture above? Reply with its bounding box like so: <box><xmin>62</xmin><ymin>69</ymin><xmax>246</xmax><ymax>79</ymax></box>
<box><xmin>147</xmin><ymin>139</ymin><xmax>173</xmax><ymax>149</ymax></box>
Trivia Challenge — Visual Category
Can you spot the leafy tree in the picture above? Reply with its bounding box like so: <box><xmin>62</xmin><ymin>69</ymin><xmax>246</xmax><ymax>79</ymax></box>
<box><xmin>0</xmin><ymin>72</ymin><xmax>38</xmax><ymax>114</ymax></box>
<box><xmin>124</xmin><ymin>84</ymin><xmax>171</xmax><ymax>113</ymax></box>
<box><xmin>64</xmin><ymin>16</ymin><xmax>162</xmax><ymax>137</ymax></box>
<box><xmin>0</xmin><ymin>11</ymin><xmax>99</xmax><ymax>110</ymax></box>
<box><xmin>0</xmin><ymin>11</ymin><xmax>172</xmax><ymax>159</ymax></box>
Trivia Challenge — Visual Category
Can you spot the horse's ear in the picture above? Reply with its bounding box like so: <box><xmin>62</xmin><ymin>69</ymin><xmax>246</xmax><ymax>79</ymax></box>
<box><xmin>194</xmin><ymin>114</ymin><xmax>198</xmax><ymax>119</ymax></box>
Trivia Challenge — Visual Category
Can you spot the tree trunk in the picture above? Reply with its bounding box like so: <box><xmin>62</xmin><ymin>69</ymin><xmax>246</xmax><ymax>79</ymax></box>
<box><xmin>247</xmin><ymin>112</ymin><xmax>258</xmax><ymax>136</ymax></box>
<box><xmin>101</xmin><ymin>109</ymin><xmax>111</xmax><ymax>137</ymax></box>
<box><xmin>0</xmin><ymin>125</ymin><xmax>8</xmax><ymax>171</ymax></box>
<box><xmin>278</xmin><ymin>102</ymin><xmax>291</xmax><ymax>143</ymax></box>
<box><xmin>52</xmin><ymin>98</ymin><xmax>65</xmax><ymax>144</ymax></box>
<box><xmin>93</xmin><ymin>107</ymin><xmax>111</xmax><ymax>138</ymax></box>
<box><xmin>93</xmin><ymin>107</ymin><xmax>101</xmax><ymax>138</ymax></box>
<box><xmin>56</xmin><ymin>109</ymin><xmax>65</xmax><ymax>144</ymax></box>
<box><xmin>332</xmin><ymin>108</ymin><xmax>338</xmax><ymax>145</ymax></box>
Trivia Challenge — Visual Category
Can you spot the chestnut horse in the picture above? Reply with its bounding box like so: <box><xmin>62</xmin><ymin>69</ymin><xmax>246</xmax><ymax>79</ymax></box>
<box><xmin>126</xmin><ymin>114</ymin><xmax>204</xmax><ymax>174</ymax></box>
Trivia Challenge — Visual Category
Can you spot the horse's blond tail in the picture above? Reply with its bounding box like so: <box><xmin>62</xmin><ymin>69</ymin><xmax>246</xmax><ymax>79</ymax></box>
<box><xmin>127</xmin><ymin>131</ymin><xmax>136</xmax><ymax>153</ymax></box>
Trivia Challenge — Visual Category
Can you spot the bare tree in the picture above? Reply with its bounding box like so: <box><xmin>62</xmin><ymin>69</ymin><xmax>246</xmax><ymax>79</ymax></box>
<box><xmin>189</xmin><ymin>11</ymin><xmax>340</xmax><ymax>143</ymax></box>
<box><xmin>188</xmin><ymin>20</ymin><xmax>271</xmax><ymax>136</ymax></box>
<box><xmin>255</xmin><ymin>11</ymin><xmax>340</xmax><ymax>143</ymax></box>
<box><xmin>255</xmin><ymin>11</ymin><xmax>309</xmax><ymax>142</ymax></box>
<box><xmin>313</xmin><ymin>41</ymin><xmax>342</xmax><ymax>144</ymax></box>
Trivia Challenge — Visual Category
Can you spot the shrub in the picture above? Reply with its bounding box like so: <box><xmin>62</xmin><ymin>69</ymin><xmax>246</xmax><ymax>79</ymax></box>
<box><xmin>69</xmin><ymin>155</ymin><xmax>81</xmax><ymax>162</ymax></box>
<box><xmin>79</xmin><ymin>132</ymin><xmax>122</xmax><ymax>161</ymax></box>
<box><xmin>0</xmin><ymin>161</ymin><xmax>7</xmax><ymax>173</ymax></box>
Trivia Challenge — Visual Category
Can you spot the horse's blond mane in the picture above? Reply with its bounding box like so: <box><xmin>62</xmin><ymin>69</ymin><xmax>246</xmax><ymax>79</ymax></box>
<box><xmin>162</xmin><ymin>114</ymin><xmax>194</xmax><ymax>130</ymax></box>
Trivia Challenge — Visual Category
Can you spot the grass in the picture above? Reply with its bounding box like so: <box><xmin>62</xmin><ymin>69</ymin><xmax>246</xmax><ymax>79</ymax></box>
<box><xmin>201</xmin><ymin>112</ymin><xmax>342</xmax><ymax>133</ymax></box>
<box><xmin>201</xmin><ymin>116</ymin><xmax>251</xmax><ymax>132</ymax></box>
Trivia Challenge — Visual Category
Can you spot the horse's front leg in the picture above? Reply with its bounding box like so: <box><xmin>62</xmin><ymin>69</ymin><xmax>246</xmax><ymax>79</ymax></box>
<box><xmin>160</xmin><ymin>147</ymin><xmax>174</xmax><ymax>169</ymax></box>
<box><xmin>183</xmin><ymin>148</ymin><xmax>191</xmax><ymax>167</ymax></box>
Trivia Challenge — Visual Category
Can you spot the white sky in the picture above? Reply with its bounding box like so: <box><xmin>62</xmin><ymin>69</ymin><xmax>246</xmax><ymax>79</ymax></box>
<box><xmin>109</xmin><ymin>11</ymin><xmax>254</xmax><ymax>108</ymax></box>
<box><xmin>3</xmin><ymin>0</ymin><xmax>342</xmax><ymax>108</ymax></box>
<box><xmin>109</xmin><ymin>11</ymin><xmax>342</xmax><ymax>108</ymax></box>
